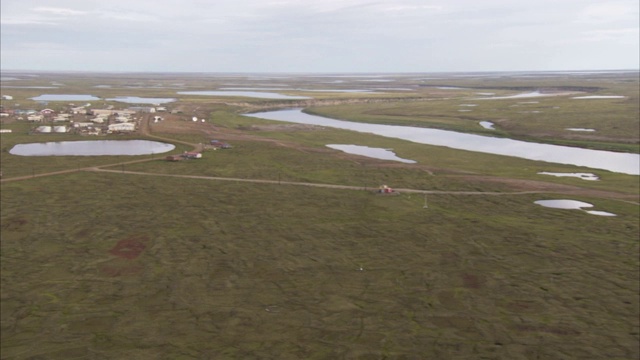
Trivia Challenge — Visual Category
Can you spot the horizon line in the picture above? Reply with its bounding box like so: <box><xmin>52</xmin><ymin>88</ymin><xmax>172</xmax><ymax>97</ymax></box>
<box><xmin>2</xmin><ymin>69</ymin><xmax>639</xmax><ymax>75</ymax></box>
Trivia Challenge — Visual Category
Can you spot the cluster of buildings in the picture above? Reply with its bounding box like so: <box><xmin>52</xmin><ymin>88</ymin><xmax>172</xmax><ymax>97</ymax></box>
<box><xmin>0</xmin><ymin>105</ymin><xmax>145</xmax><ymax>135</ymax></box>
<box><xmin>165</xmin><ymin>140</ymin><xmax>233</xmax><ymax>161</ymax></box>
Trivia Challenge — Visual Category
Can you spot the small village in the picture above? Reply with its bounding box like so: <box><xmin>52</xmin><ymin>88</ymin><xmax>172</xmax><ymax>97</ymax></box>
<box><xmin>0</xmin><ymin>96</ymin><xmax>233</xmax><ymax>161</ymax></box>
<box><xmin>0</xmin><ymin>98</ymin><xmax>163</xmax><ymax>136</ymax></box>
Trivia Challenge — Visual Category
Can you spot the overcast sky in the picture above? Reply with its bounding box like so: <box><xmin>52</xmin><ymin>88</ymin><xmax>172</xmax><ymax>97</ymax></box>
<box><xmin>1</xmin><ymin>0</ymin><xmax>638</xmax><ymax>73</ymax></box>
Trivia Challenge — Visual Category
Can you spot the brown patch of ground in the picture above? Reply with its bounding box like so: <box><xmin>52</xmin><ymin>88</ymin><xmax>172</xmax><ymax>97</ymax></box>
<box><xmin>109</xmin><ymin>234</ymin><xmax>150</xmax><ymax>260</ymax></box>
<box><xmin>461</xmin><ymin>273</ymin><xmax>485</xmax><ymax>289</ymax></box>
<box><xmin>2</xmin><ymin>216</ymin><xmax>28</xmax><ymax>231</ymax></box>
<box><xmin>100</xmin><ymin>261</ymin><xmax>144</xmax><ymax>277</ymax></box>
<box><xmin>514</xmin><ymin>324</ymin><xmax>581</xmax><ymax>336</ymax></box>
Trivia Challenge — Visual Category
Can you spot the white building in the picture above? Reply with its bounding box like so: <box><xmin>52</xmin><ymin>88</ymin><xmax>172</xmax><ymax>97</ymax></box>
<box><xmin>73</xmin><ymin>122</ymin><xmax>94</xmax><ymax>128</ymax></box>
<box><xmin>27</xmin><ymin>114</ymin><xmax>44</xmax><ymax>122</ymax></box>
<box><xmin>108</xmin><ymin>123</ymin><xmax>135</xmax><ymax>132</ymax></box>
<box><xmin>1</xmin><ymin>95</ymin><xmax>13</xmax><ymax>100</ymax></box>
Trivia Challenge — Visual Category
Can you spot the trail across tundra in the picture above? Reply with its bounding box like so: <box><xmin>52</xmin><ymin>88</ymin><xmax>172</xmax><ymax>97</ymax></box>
<box><xmin>2</xmin><ymin>115</ymin><xmax>637</xmax><ymax>204</ymax></box>
<box><xmin>86</xmin><ymin>167</ymin><xmax>540</xmax><ymax>196</ymax></box>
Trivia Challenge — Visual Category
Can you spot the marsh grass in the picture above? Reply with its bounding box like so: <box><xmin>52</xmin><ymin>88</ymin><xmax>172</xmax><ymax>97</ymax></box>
<box><xmin>1</xmin><ymin>172</ymin><xmax>638</xmax><ymax>358</ymax></box>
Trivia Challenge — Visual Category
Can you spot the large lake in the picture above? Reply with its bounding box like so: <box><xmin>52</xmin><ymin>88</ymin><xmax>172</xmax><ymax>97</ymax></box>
<box><xmin>30</xmin><ymin>94</ymin><xmax>101</xmax><ymax>101</ymax></box>
<box><xmin>246</xmin><ymin>109</ymin><xmax>640</xmax><ymax>175</ymax></box>
<box><xmin>10</xmin><ymin>140</ymin><xmax>175</xmax><ymax>156</ymax></box>
<box><xmin>178</xmin><ymin>90</ymin><xmax>310</xmax><ymax>100</ymax></box>
<box><xmin>105</xmin><ymin>96</ymin><xmax>176</xmax><ymax>104</ymax></box>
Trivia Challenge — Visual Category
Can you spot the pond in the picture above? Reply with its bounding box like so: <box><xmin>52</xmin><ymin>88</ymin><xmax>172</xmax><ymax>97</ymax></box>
<box><xmin>245</xmin><ymin>109</ymin><xmax>640</xmax><ymax>175</ymax></box>
<box><xmin>10</xmin><ymin>140</ymin><xmax>175</xmax><ymax>156</ymax></box>
<box><xmin>177</xmin><ymin>90</ymin><xmax>310</xmax><ymax>100</ymax></box>
<box><xmin>30</xmin><ymin>94</ymin><xmax>101</xmax><ymax>101</ymax></box>
<box><xmin>326</xmin><ymin>144</ymin><xmax>416</xmax><ymax>163</ymax></box>
<box><xmin>534</xmin><ymin>199</ymin><xmax>616</xmax><ymax>216</ymax></box>
<box><xmin>572</xmin><ymin>95</ymin><xmax>625</xmax><ymax>99</ymax></box>
<box><xmin>474</xmin><ymin>91</ymin><xmax>550</xmax><ymax>100</ymax></box>
<box><xmin>479</xmin><ymin>121</ymin><xmax>495</xmax><ymax>130</ymax></box>
<box><xmin>538</xmin><ymin>172</ymin><xmax>599</xmax><ymax>181</ymax></box>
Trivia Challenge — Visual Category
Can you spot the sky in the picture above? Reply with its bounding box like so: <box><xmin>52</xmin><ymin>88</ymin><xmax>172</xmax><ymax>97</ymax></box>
<box><xmin>1</xmin><ymin>0</ymin><xmax>638</xmax><ymax>73</ymax></box>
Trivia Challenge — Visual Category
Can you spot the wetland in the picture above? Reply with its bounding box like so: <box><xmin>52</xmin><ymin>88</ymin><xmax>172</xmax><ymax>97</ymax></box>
<box><xmin>1</xmin><ymin>70</ymin><xmax>638</xmax><ymax>359</ymax></box>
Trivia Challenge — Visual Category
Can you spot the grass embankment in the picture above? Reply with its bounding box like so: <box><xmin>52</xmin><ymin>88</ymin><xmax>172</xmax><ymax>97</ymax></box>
<box><xmin>1</xmin><ymin>171</ymin><xmax>638</xmax><ymax>359</ymax></box>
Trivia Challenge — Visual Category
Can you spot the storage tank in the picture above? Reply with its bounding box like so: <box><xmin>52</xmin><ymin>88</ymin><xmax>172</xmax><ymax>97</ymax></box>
<box><xmin>37</xmin><ymin>126</ymin><xmax>52</xmax><ymax>133</ymax></box>
<box><xmin>53</xmin><ymin>126</ymin><xmax>67</xmax><ymax>133</ymax></box>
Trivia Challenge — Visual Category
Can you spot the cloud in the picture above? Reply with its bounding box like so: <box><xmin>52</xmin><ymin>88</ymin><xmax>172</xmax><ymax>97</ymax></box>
<box><xmin>378</xmin><ymin>4</ymin><xmax>444</xmax><ymax>12</ymax></box>
<box><xmin>33</xmin><ymin>7</ymin><xmax>87</xmax><ymax>16</ymax></box>
<box><xmin>1</xmin><ymin>17</ymin><xmax>58</xmax><ymax>25</ymax></box>
<box><xmin>575</xmin><ymin>1</ymin><xmax>638</xmax><ymax>24</ymax></box>
<box><xmin>97</xmin><ymin>10</ymin><xmax>159</xmax><ymax>22</ymax></box>
<box><xmin>1</xmin><ymin>6</ymin><xmax>87</xmax><ymax>26</ymax></box>
<box><xmin>1</xmin><ymin>0</ymin><xmax>638</xmax><ymax>72</ymax></box>
<box><xmin>582</xmin><ymin>27</ymin><xmax>640</xmax><ymax>42</ymax></box>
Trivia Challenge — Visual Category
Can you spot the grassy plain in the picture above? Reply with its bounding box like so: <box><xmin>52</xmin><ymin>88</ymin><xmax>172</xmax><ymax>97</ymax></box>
<box><xmin>1</xmin><ymin>71</ymin><xmax>639</xmax><ymax>359</ymax></box>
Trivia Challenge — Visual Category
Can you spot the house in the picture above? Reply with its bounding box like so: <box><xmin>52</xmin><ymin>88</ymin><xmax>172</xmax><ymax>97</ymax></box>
<box><xmin>74</xmin><ymin>122</ymin><xmax>94</xmax><ymax>128</ymax></box>
<box><xmin>181</xmin><ymin>152</ymin><xmax>202</xmax><ymax>159</ymax></box>
<box><xmin>53</xmin><ymin>114</ymin><xmax>71</xmax><ymax>122</ymax></box>
<box><xmin>129</xmin><ymin>106</ymin><xmax>156</xmax><ymax>113</ymax></box>
<box><xmin>108</xmin><ymin>123</ymin><xmax>135</xmax><ymax>132</ymax></box>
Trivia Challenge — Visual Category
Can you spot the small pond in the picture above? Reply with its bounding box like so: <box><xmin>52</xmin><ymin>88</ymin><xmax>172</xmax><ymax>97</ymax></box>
<box><xmin>572</xmin><ymin>95</ymin><xmax>625</xmax><ymax>99</ymax></box>
<box><xmin>534</xmin><ymin>199</ymin><xmax>616</xmax><ymax>216</ymax></box>
<box><xmin>479</xmin><ymin>121</ymin><xmax>495</xmax><ymax>130</ymax></box>
<box><xmin>538</xmin><ymin>172</ymin><xmax>599</xmax><ymax>181</ymax></box>
<box><xmin>326</xmin><ymin>144</ymin><xmax>416</xmax><ymax>163</ymax></box>
<box><xmin>31</xmin><ymin>94</ymin><xmax>101</xmax><ymax>101</ymax></box>
<box><xmin>474</xmin><ymin>91</ymin><xmax>549</xmax><ymax>100</ymax></box>
<box><xmin>10</xmin><ymin>140</ymin><xmax>175</xmax><ymax>156</ymax></box>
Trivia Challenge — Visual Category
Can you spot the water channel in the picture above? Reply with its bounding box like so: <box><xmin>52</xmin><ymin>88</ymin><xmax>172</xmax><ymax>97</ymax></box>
<box><xmin>245</xmin><ymin>109</ymin><xmax>640</xmax><ymax>175</ymax></box>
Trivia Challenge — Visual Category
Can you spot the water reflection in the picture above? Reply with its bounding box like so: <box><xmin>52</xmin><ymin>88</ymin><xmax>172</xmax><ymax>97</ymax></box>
<box><xmin>178</xmin><ymin>90</ymin><xmax>310</xmax><ymax>99</ymax></box>
<box><xmin>326</xmin><ymin>144</ymin><xmax>416</xmax><ymax>163</ymax></box>
<box><xmin>534</xmin><ymin>199</ymin><xmax>617</xmax><ymax>216</ymax></box>
<box><xmin>10</xmin><ymin>140</ymin><xmax>175</xmax><ymax>156</ymax></box>
<box><xmin>30</xmin><ymin>94</ymin><xmax>101</xmax><ymax>101</ymax></box>
<box><xmin>538</xmin><ymin>172</ymin><xmax>599</xmax><ymax>181</ymax></box>
<box><xmin>479</xmin><ymin>121</ymin><xmax>495</xmax><ymax>130</ymax></box>
<box><xmin>106</xmin><ymin>96</ymin><xmax>176</xmax><ymax>104</ymax></box>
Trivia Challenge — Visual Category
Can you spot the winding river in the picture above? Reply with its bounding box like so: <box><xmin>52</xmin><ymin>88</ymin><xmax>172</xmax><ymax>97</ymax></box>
<box><xmin>246</xmin><ymin>109</ymin><xmax>639</xmax><ymax>175</ymax></box>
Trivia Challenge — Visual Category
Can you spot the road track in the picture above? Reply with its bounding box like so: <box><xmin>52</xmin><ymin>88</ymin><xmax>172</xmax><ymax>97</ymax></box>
<box><xmin>2</xmin><ymin>115</ymin><xmax>637</xmax><ymax>204</ymax></box>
